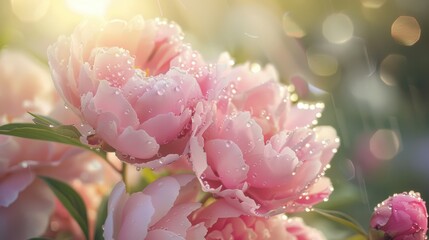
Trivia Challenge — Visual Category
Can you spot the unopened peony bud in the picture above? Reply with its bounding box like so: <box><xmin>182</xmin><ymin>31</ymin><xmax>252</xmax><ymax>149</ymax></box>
<box><xmin>370</xmin><ymin>191</ymin><xmax>428</xmax><ymax>240</ymax></box>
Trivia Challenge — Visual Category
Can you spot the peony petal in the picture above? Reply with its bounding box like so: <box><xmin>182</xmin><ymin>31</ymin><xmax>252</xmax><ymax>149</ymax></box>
<box><xmin>145</xmin><ymin>229</ymin><xmax>184</xmax><ymax>240</ymax></box>
<box><xmin>104</xmin><ymin>181</ymin><xmax>129</xmax><ymax>240</ymax></box>
<box><xmin>139</xmin><ymin>110</ymin><xmax>191</xmax><ymax>144</ymax></box>
<box><xmin>117</xmin><ymin>192</ymin><xmax>154</xmax><ymax>240</ymax></box>
<box><xmin>0</xmin><ymin>169</ymin><xmax>34</xmax><ymax>207</ymax></box>
<box><xmin>142</xmin><ymin>176</ymin><xmax>180</xmax><ymax>224</ymax></box>
<box><xmin>93</xmin><ymin>80</ymin><xmax>139</xmax><ymax>129</ymax></box>
<box><xmin>205</xmin><ymin>139</ymin><xmax>248</xmax><ymax>189</ymax></box>
<box><xmin>115</xmin><ymin>126</ymin><xmax>159</xmax><ymax>159</ymax></box>
<box><xmin>151</xmin><ymin>202</ymin><xmax>201</xmax><ymax>237</ymax></box>
<box><xmin>0</xmin><ymin>180</ymin><xmax>55</xmax><ymax>240</ymax></box>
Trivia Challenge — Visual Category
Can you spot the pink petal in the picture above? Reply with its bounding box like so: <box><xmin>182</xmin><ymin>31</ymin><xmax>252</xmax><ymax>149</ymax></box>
<box><xmin>194</xmin><ymin>199</ymin><xmax>244</xmax><ymax>228</ymax></box>
<box><xmin>117</xmin><ymin>192</ymin><xmax>154</xmax><ymax>240</ymax></box>
<box><xmin>93</xmin><ymin>80</ymin><xmax>139</xmax><ymax>129</ymax></box>
<box><xmin>205</xmin><ymin>139</ymin><xmax>248</xmax><ymax>189</ymax></box>
<box><xmin>92</xmin><ymin>47</ymin><xmax>135</xmax><ymax>88</ymax></box>
<box><xmin>139</xmin><ymin>110</ymin><xmax>191</xmax><ymax>144</ymax></box>
<box><xmin>284</xmin><ymin>102</ymin><xmax>324</xmax><ymax>129</ymax></box>
<box><xmin>116</xmin><ymin>126</ymin><xmax>159</xmax><ymax>159</ymax></box>
<box><xmin>151</xmin><ymin>202</ymin><xmax>201</xmax><ymax>237</ymax></box>
<box><xmin>142</xmin><ymin>176</ymin><xmax>180</xmax><ymax>224</ymax></box>
<box><xmin>145</xmin><ymin>229</ymin><xmax>184</xmax><ymax>240</ymax></box>
<box><xmin>104</xmin><ymin>181</ymin><xmax>129</xmax><ymax>240</ymax></box>
<box><xmin>0</xmin><ymin>180</ymin><xmax>55</xmax><ymax>240</ymax></box>
<box><xmin>246</xmin><ymin>142</ymin><xmax>298</xmax><ymax>188</ymax></box>
<box><xmin>0</xmin><ymin>169</ymin><xmax>34</xmax><ymax>207</ymax></box>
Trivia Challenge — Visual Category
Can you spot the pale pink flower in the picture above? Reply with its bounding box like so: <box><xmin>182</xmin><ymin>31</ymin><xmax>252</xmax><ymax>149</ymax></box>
<box><xmin>0</xmin><ymin>134</ymin><xmax>110</xmax><ymax>239</ymax></box>
<box><xmin>0</xmin><ymin>48</ymin><xmax>57</xmax><ymax>120</ymax></box>
<box><xmin>193</xmin><ymin>199</ymin><xmax>326</xmax><ymax>240</ymax></box>
<box><xmin>190</xmin><ymin>108</ymin><xmax>338</xmax><ymax>216</ymax></box>
<box><xmin>48</xmin><ymin>16</ymin><xmax>209</xmax><ymax>167</ymax></box>
<box><xmin>370</xmin><ymin>191</ymin><xmax>428</xmax><ymax>240</ymax></box>
<box><xmin>214</xmin><ymin>54</ymin><xmax>324</xmax><ymax>138</ymax></box>
<box><xmin>103</xmin><ymin>175</ymin><xmax>207</xmax><ymax>240</ymax></box>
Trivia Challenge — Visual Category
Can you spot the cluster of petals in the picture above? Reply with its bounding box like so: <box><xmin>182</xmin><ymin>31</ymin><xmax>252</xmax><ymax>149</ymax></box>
<box><xmin>48</xmin><ymin>15</ymin><xmax>340</xmax><ymax>218</ymax></box>
<box><xmin>104</xmin><ymin>175</ymin><xmax>327</xmax><ymax>240</ymax></box>
<box><xmin>193</xmin><ymin>199</ymin><xmax>326</xmax><ymax>240</ymax></box>
<box><xmin>188</xmin><ymin>57</ymin><xmax>339</xmax><ymax>215</ymax></box>
<box><xmin>370</xmin><ymin>191</ymin><xmax>428</xmax><ymax>240</ymax></box>
<box><xmin>48</xmin><ymin>16</ymin><xmax>211</xmax><ymax>168</ymax></box>
<box><xmin>0</xmin><ymin>48</ymin><xmax>115</xmax><ymax>239</ymax></box>
<box><xmin>104</xmin><ymin>174</ymin><xmax>206</xmax><ymax>240</ymax></box>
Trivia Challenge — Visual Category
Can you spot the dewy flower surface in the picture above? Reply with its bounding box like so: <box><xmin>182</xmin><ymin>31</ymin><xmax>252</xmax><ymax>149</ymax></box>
<box><xmin>48</xmin><ymin>16</ymin><xmax>209</xmax><ymax>168</ymax></box>
<box><xmin>370</xmin><ymin>191</ymin><xmax>428</xmax><ymax>240</ymax></box>
<box><xmin>189</xmin><ymin>55</ymin><xmax>339</xmax><ymax>216</ymax></box>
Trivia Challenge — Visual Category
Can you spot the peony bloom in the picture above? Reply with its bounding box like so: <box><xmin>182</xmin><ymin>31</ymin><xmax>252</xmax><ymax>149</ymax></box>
<box><xmin>0</xmin><ymin>49</ymin><xmax>57</xmax><ymax>120</ymax></box>
<box><xmin>370</xmin><ymin>191</ymin><xmax>428</xmax><ymax>240</ymax></box>
<box><xmin>104</xmin><ymin>174</ymin><xmax>207</xmax><ymax>240</ymax></box>
<box><xmin>48</xmin><ymin>16</ymin><xmax>211</xmax><ymax>168</ymax></box>
<box><xmin>193</xmin><ymin>199</ymin><xmax>326</xmax><ymax>240</ymax></box>
<box><xmin>0</xmin><ymin>132</ymin><xmax>113</xmax><ymax>240</ymax></box>
<box><xmin>215</xmin><ymin>54</ymin><xmax>324</xmax><ymax>138</ymax></box>
<box><xmin>190</xmin><ymin>105</ymin><xmax>338</xmax><ymax>216</ymax></box>
<box><xmin>0</xmin><ymin>52</ymin><xmax>116</xmax><ymax>239</ymax></box>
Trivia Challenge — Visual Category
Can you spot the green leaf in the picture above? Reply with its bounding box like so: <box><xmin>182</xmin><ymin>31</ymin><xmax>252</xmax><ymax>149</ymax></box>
<box><xmin>313</xmin><ymin>208</ymin><xmax>368</xmax><ymax>236</ymax></box>
<box><xmin>39</xmin><ymin>176</ymin><xmax>89</xmax><ymax>240</ymax></box>
<box><xmin>94</xmin><ymin>196</ymin><xmax>109</xmax><ymax>240</ymax></box>
<box><xmin>0</xmin><ymin>122</ymin><xmax>106</xmax><ymax>159</ymax></box>
<box><xmin>29</xmin><ymin>112</ymin><xmax>61</xmax><ymax>127</ymax></box>
<box><xmin>347</xmin><ymin>234</ymin><xmax>369</xmax><ymax>240</ymax></box>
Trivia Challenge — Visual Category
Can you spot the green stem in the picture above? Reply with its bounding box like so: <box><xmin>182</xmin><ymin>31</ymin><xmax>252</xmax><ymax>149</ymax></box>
<box><xmin>313</xmin><ymin>208</ymin><xmax>368</xmax><ymax>237</ymax></box>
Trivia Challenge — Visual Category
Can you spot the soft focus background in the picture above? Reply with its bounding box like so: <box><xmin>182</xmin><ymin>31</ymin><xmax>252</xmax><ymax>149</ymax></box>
<box><xmin>1</xmin><ymin>0</ymin><xmax>428</xmax><ymax>238</ymax></box>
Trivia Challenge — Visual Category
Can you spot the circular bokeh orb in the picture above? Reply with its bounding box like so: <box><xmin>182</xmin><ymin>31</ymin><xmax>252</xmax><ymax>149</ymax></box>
<box><xmin>322</xmin><ymin>13</ymin><xmax>354</xmax><ymax>44</ymax></box>
<box><xmin>391</xmin><ymin>16</ymin><xmax>421</xmax><ymax>46</ymax></box>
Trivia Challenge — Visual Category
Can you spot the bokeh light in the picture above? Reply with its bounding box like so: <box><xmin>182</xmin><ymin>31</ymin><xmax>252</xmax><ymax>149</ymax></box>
<box><xmin>282</xmin><ymin>13</ymin><xmax>305</xmax><ymax>38</ymax></box>
<box><xmin>379</xmin><ymin>54</ymin><xmax>407</xmax><ymax>86</ymax></box>
<box><xmin>11</xmin><ymin>0</ymin><xmax>50</xmax><ymax>22</ymax></box>
<box><xmin>66</xmin><ymin>0</ymin><xmax>111</xmax><ymax>16</ymax></box>
<box><xmin>369</xmin><ymin>129</ymin><xmax>401</xmax><ymax>160</ymax></box>
<box><xmin>391</xmin><ymin>16</ymin><xmax>421</xmax><ymax>46</ymax></box>
<box><xmin>360</xmin><ymin>0</ymin><xmax>386</xmax><ymax>9</ymax></box>
<box><xmin>322</xmin><ymin>13</ymin><xmax>354</xmax><ymax>44</ymax></box>
<box><xmin>307</xmin><ymin>48</ymin><xmax>339</xmax><ymax>77</ymax></box>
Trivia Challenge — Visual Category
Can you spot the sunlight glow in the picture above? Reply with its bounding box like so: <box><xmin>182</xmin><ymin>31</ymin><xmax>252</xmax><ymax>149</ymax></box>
<box><xmin>66</xmin><ymin>0</ymin><xmax>111</xmax><ymax>16</ymax></box>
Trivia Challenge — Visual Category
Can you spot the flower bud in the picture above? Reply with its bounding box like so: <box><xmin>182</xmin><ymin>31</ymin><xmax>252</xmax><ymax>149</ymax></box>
<box><xmin>370</xmin><ymin>191</ymin><xmax>428</xmax><ymax>240</ymax></box>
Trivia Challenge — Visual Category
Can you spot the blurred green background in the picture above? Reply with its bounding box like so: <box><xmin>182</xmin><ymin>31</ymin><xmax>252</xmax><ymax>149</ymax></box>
<box><xmin>1</xmin><ymin>0</ymin><xmax>428</xmax><ymax>238</ymax></box>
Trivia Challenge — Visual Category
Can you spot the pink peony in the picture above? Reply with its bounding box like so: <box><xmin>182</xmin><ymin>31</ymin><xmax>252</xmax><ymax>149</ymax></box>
<box><xmin>103</xmin><ymin>174</ymin><xmax>207</xmax><ymax>240</ymax></box>
<box><xmin>190</xmin><ymin>103</ymin><xmax>338</xmax><ymax>216</ymax></box>
<box><xmin>48</xmin><ymin>16</ymin><xmax>211</xmax><ymax>168</ymax></box>
<box><xmin>0</xmin><ymin>133</ymin><xmax>113</xmax><ymax>240</ymax></box>
<box><xmin>370</xmin><ymin>191</ymin><xmax>428</xmax><ymax>240</ymax></box>
<box><xmin>0</xmin><ymin>49</ymin><xmax>57</xmax><ymax>120</ymax></box>
<box><xmin>193</xmin><ymin>199</ymin><xmax>326</xmax><ymax>240</ymax></box>
<box><xmin>215</xmin><ymin>54</ymin><xmax>324</xmax><ymax>138</ymax></box>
